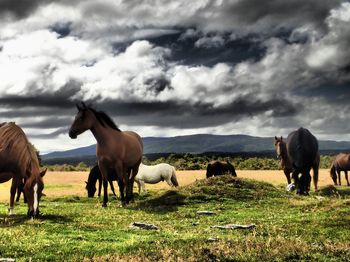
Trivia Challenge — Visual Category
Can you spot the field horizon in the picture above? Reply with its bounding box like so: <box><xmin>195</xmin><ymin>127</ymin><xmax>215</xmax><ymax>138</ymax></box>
<box><xmin>0</xmin><ymin>169</ymin><xmax>337</xmax><ymax>202</ymax></box>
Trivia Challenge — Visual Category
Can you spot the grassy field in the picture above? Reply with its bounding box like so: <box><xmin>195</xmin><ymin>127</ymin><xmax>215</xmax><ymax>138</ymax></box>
<box><xmin>0</xmin><ymin>170</ymin><xmax>349</xmax><ymax>261</ymax></box>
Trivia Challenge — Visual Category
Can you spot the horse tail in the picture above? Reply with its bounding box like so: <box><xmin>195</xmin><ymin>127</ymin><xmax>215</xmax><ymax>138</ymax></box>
<box><xmin>170</xmin><ymin>167</ymin><xmax>179</xmax><ymax>187</ymax></box>
<box><xmin>330</xmin><ymin>161</ymin><xmax>336</xmax><ymax>179</ymax></box>
<box><xmin>206</xmin><ymin>164</ymin><xmax>212</xmax><ymax>178</ymax></box>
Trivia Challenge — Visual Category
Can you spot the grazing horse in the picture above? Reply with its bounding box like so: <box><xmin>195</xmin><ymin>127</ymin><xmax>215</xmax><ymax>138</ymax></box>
<box><xmin>69</xmin><ymin>103</ymin><xmax>143</xmax><ymax>206</ymax></box>
<box><xmin>206</xmin><ymin>160</ymin><xmax>237</xmax><ymax>178</ymax></box>
<box><xmin>286</xmin><ymin>127</ymin><xmax>319</xmax><ymax>195</ymax></box>
<box><xmin>134</xmin><ymin>163</ymin><xmax>178</xmax><ymax>194</ymax></box>
<box><xmin>86</xmin><ymin>165</ymin><xmax>120</xmax><ymax>198</ymax></box>
<box><xmin>0</xmin><ymin>122</ymin><xmax>46</xmax><ymax>217</ymax></box>
<box><xmin>330</xmin><ymin>153</ymin><xmax>350</xmax><ymax>186</ymax></box>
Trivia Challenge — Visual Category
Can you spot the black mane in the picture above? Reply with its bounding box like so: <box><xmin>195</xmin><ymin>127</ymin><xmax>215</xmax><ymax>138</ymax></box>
<box><xmin>88</xmin><ymin>107</ymin><xmax>121</xmax><ymax>132</ymax></box>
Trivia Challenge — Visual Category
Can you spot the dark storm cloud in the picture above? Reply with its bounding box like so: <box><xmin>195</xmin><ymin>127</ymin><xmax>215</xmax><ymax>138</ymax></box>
<box><xmin>223</xmin><ymin>0</ymin><xmax>343</xmax><ymax>31</ymax></box>
<box><xmin>148</xmin><ymin>31</ymin><xmax>266</xmax><ymax>66</ymax></box>
<box><xmin>49</xmin><ymin>21</ymin><xmax>72</xmax><ymax>38</ymax></box>
<box><xmin>0</xmin><ymin>0</ymin><xmax>42</xmax><ymax>19</ymax></box>
<box><xmin>88</xmin><ymin>95</ymin><xmax>300</xmax><ymax>129</ymax></box>
<box><xmin>0</xmin><ymin>80</ymin><xmax>81</xmax><ymax>109</ymax></box>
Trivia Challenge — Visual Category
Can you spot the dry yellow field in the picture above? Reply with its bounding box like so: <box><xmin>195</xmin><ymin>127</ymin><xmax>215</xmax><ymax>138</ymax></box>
<box><xmin>0</xmin><ymin>169</ymin><xmax>336</xmax><ymax>202</ymax></box>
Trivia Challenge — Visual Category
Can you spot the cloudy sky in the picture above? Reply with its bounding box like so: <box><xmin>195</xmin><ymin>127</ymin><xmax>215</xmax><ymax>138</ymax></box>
<box><xmin>1</xmin><ymin>0</ymin><xmax>350</xmax><ymax>153</ymax></box>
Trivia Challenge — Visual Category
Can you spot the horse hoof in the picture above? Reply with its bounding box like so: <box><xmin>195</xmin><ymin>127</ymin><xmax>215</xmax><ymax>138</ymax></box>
<box><xmin>286</xmin><ymin>183</ymin><xmax>295</xmax><ymax>192</ymax></box>
<box><xmin>112</xmin><ymin>196</ymin><xmax>117</xmax><ymax>200</ymax></box>
<box><xmin>101</xmin><ymin>203</ymin><xmax>107</xmax><ymax>208</ymax></box>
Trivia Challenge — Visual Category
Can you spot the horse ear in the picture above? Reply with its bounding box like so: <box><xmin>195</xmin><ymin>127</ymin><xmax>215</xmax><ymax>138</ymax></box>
<box><xmin>274</xmin><ymin>136</ymin><xmax>278</xmax><ymax>140</ymax></box>
<box><xmin>81</xmin><ymin>101</ymin><xmax>87</xmax><ymax>109</ymax></box>
<box><xmin>280</xmin><ymin>136</ymin><xmax>283</xmax><ymax>141</ymax></box>
<box><xmin>76</xmin><ymin>103</ymin><xmax>82</xmax><ymax>111</ymax></box>
<box><xmin>40</xmin><ymin>168</ymin><xmax>47</xmax><ymax>177</ymax></box>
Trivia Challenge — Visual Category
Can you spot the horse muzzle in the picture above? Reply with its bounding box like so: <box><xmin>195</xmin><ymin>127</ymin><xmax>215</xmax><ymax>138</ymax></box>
<box><xmin>27</xmin><ymin>208</ymin><xmax>40</xmax><ymax>219</ymax></box>
<box><xmin>69</xmin><ymin>130</ymin><xmax>78</xmax><ymax>139</ymax></box>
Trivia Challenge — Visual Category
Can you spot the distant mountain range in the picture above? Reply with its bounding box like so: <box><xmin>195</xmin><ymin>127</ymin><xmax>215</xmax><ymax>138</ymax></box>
<box><xmin>42</xmin><ymin>134</ymin><xmax>350</xmax><ymax>163</ymax></box>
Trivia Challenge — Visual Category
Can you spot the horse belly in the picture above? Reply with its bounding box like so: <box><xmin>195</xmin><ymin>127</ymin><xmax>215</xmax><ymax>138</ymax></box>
<box><xmin>0</xmin><ymin>172</ymin><xmax>13</xmax><ymax>183</ymax></box>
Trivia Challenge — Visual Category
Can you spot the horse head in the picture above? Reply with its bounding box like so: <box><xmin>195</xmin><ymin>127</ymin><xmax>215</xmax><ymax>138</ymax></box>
<box><xmin>274</xmin><ymin>136</ymin><xmax>285</xmax><ymax>159</ymax></box>
<box><xmin>85</xmin><ymin>181</ymin><xmax>97</xmax><ymax>197</ymax></box>
<box><xmin>69</xmin><ymin>102</ymin><xmax>95</xmax><ymax>139</ymax></box>
<box><xmin>24</xmin><ymin>168</ymin><xmax>46</xmax><ymax>218</ymax></box>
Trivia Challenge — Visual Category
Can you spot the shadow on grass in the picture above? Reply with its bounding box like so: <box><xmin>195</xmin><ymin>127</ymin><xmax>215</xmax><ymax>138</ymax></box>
<box><xmin>318</xmin><ymin>185</ymin><xmax>350</xmax><ymax>197</ymax></box>
<box><xmin>0</xmin><ymin>213</ymin><xmax>72</xmax><ymax>227</ymax></box>
<box><xmin>132</xmin><ymin>190</ymin><xmax>186</xmax><ymax>213</ymax></box>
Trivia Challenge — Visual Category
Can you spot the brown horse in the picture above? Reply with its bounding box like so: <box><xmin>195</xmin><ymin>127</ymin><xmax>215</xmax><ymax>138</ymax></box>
<box><xmin>274</xmin><ymin>136</ymin><xmax>293</xmax><ymax>184</ymax></box>
<box><xmin>206</xmin><ymin>160</ymin><xmax>237</xmax><ymax>178</ymax></box>
<box><xmin>330</xmin><ymin>153</ymin><xmax>350</xmax><ymax>186</ymax></box>
<box><xmin>69</xmin><ymin>103</ymin><xmax>143</xmax><ymax>207</ymax></box>
<box><xmin>274</xmin><ymin>134</ymin><xmax>319</xmax><ymax>193</ymax></box>
<box><xmin>0</xmin><ymin>122</ymin><xmax>46</xmax><ymax>217</ymax></box>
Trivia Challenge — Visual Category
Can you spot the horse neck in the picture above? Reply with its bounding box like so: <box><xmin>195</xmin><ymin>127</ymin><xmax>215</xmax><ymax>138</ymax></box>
<box><xmin>90</xmin><ymin>118</ymin><xmax>118</xmax><ymax>145</ymax></box>
<box><xmin>280</xmin><ymin>143</ymin><xmax>290</xmax><ymax>166</ymax></box>
<box><xmin>89</xmin><ymin>169</ymin><xmax>100</xmax><ymax>184</ymax></box>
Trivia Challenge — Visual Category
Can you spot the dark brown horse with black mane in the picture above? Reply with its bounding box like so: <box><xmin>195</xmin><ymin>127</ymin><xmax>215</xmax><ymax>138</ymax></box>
<box><xmin>330</xmin><ymin>153</ymin><xmax>350</xmax><ymax>186</ymax></box>
<box><xmin>0</xmin><ymin>122</ymin><xmax>46</xmax><ymax>217</ymax></box>
<box><xmin>86</xmin><ymin>165</ymin><xmax>121</xmax><ymax>198</ymax></box>
<box><xmin>69</xmin><ymin>103</ymin><xmax>143</xmax><ymax>206</ymax></box>
<box><xmin>206</xmin><ymin>160</ymin><xmax>237</xmax><ymax>178</ymax></box>
<box><xmin>283</xmin><ymin>127</ymin><xmax>319</xmax><ymax>195</ymax></box>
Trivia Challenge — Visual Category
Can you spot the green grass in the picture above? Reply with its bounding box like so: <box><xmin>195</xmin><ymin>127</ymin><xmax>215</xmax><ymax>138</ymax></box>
<box><xmin>0</xmin><ymin>176</ymin><xmax>349</xmax><ymax>261</ymax></box>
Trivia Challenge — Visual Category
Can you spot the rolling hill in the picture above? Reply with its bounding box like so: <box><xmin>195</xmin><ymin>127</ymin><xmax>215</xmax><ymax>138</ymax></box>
<box><xmin>42</xmin><ymin>134</ymin><xmax>350</xmax><ymax>162</ymax></box>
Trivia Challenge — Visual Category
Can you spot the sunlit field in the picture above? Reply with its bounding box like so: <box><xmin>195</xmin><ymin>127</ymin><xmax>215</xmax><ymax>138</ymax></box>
<box><xmin>0</xmin><ymin>169</ymin><xmax>337</xmax><ymax>201</ymax></box>
<box><xmin>0</xmin><ymin>170</ymin><xmax>349</xmax><ymax>261</ymax></box>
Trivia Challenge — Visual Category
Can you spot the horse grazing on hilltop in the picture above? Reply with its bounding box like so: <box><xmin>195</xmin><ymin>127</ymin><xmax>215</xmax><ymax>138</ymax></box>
<box><xmin>330</xmin><ymin>153</ymin><xmax>350</xmax><ymax>186</ymax></box>
<box><xmin>86</xmin><ymin>165</ymin><xmax>121</xmax><ymax>198</ymax></box>
<box><xmin>285</xmin><ymin>127</ymin><xmax>319</xmax><ymax>195</ymax></box>
<box><xmin>69</xmin><ymin>103</ymin><xmax>143</xmax><ymax>207</ymax></box>
<box><xmin>206</xmin><ymin>160</ymin><xmax>237</xmax><ymax>178</ymax></box>
<box><xmin>0</xmin><ymin>122</ymin><xmax>46</xmax><ymax>217</ymax></box>
<box><xmin>134</xmin><ymin>163</ymin><xmax>178</xmax><ymax>194</ymax></box>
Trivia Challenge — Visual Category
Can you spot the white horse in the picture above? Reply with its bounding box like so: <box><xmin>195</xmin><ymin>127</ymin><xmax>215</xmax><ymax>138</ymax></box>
<box><xmin>134</xmin><ymin>163</ymin><xmax>179</xmax><ymax>193</ymax></box>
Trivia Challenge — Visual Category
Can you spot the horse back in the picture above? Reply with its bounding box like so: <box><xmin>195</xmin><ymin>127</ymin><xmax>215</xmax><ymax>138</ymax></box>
<box><xmin>335</xmin><ymin>153</ymin><xmax>350</xmax><ymax>170</ymax></box>
<box><xmin>287</xmin><ymin>128</ymin><xmax>318</xmax><ymax>170</ymax></box>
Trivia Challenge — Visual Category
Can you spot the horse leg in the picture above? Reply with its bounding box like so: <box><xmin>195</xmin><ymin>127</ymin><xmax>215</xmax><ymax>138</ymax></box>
<box><xmin>117</xmin><ymin>179</ymin><xmax>125</xmax><ymax>204</ymax></box>
<box><xmin>98</xmin><ymin>162</ymin><xmax>109</xmax><ymax>208</ymax></box>
<box><xmin>284</xmin><ymin>169</ymin><xmax>291</xmax><ymax>184</ymax></box>
<box><xmin>98</xmin><ymin>177</ymin><xmax>102</xmax><ymax>197</ymax></box>
<box><xmin>338</xmin><ymin>170</ymin><xmax>342</xmax><ymax>186</ymax></box>
<box><xmin>109</xmin><ymin>180</ymin><xmax>117</xmax><ymax>199</ymax></box>
<box><xmin>292</xmin><ymin>170</ymin><xmax>301</xmax><ymax>194</ymax></box>
<box><xmin>125</xmin><ymin>168</ymin><xmax>136</xmax><ymax>203</ymax></box>
<box><xmin>345</xmin><ymin>171</ymin><xmax>350</xmax><ymax>186</ymax></box>
<box><xmin>140</xmin><ymin>180</ymin><xmax>146</xmax><ymax>193</ymax></box>
<box><xmin>114</xmin><ymin>161</ymin><xmax>126</xmax><ymax>206</ymax></box>
<box><xmin>312</xmin><ymin>165</ymin><xmax>319</xmax><ymax>192</ymax></box>
<box><xmin>9</xmin><ymin>178</ymin><xmax>18</xmax><ymax>215</ymax></box>
<box><xmin>165</xmin><ymin>176</ymin><xmax>174</xmax><ymax>187</ymax></box>
<box><xmin>127</xmin><ymin>164</ymin><xmax>140</xmax><ymax>203</ymax></box>
<box><xmin>15</xmin><ymin>179</ymin><xmax>23</xmax><ymax>202</ymax></box>
<box><xmin>305</xmin><ymin>172</ymin><xmax>311</xmax><ymax>195</ymax></box>
<box><xmin>135</xmin><ymin>179</ymin><xmax>141</xmax><ymax>194</ymax></box>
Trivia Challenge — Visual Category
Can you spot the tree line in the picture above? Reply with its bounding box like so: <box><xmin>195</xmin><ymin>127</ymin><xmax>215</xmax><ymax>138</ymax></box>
<box><xmin>44</xmin><ymin>153</ymin><xmax>335</xmax><ymax>171</ymax></box>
